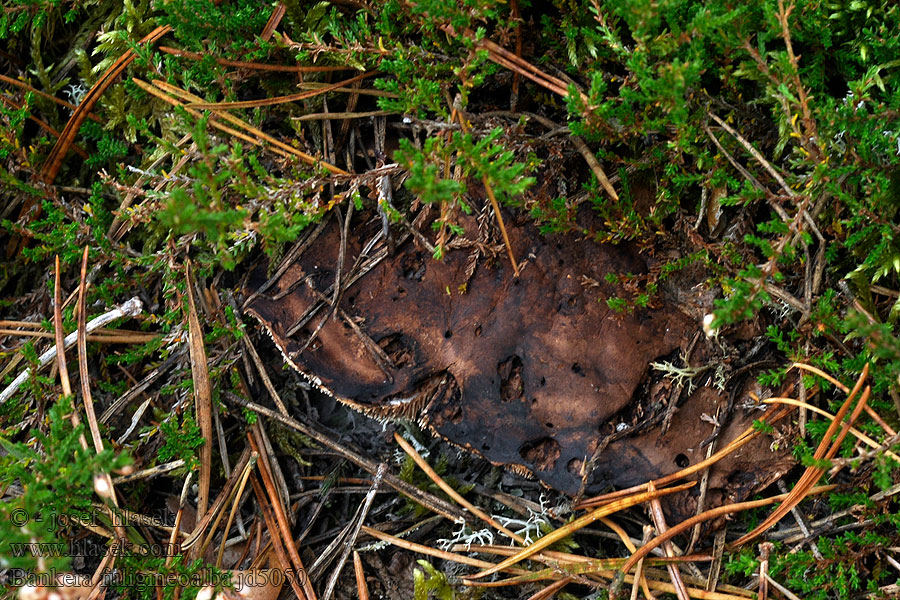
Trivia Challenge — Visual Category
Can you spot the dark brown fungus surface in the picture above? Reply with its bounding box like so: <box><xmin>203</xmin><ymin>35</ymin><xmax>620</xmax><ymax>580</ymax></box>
<box><xmin>246</xmin><ymin>209</ymin><xmax>791</xmax><ymax>507</ymax></box>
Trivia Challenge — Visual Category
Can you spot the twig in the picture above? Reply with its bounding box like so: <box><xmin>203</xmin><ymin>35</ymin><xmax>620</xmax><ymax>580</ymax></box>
<box><xmin>776</xmin><ymin>480</ymin><xmax>821</xmax><ymax>559</ymax></box>
<box><xmin>647</xmin><ymin>482</ymin><xmax>690</xmax><ymax>600</ymax></box>
<box><xmin>321</xmin><ymin>464</ymin><xmax>386</xmax><ymax>600</ymax></box>
<box><xmin>452</xmin><ymin>104</ymin><xmax>520</xmax><ymax>277</ymax></box>
<box><xmin>249</xmin><ymin>427</ymin><xmax>317</xmax><ymax>600</ymax></box>
<box><xmin>0</xmin><ymin>297</ymin><xmax>143</xmax><ymax>403</ymax></box>
<box><xmin>758</xmin><ymin>543</ymin><xmax>772</xmax><ymax>600</ymax></box>
<box><xmin>226</xmin><ymin>394</ymin><xmax>470</xmax><ymax>523</ymax></box>
<box><xmin>707</xmin><ymin>529</ymin><xmax>727</xmax><ymax>592</ymax></box>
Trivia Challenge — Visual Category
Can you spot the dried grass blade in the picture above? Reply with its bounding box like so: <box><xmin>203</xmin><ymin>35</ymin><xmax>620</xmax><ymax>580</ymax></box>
<box><xmin>394</xmin><ymin>432</ymin><xmax>524</xmax><ymax>544</ymax></box>
<box><xmin>466</xmin><ymin>482</ymin><xmax>694</xmax><ymax>580</ymax></box>
<box><xmin>41</xmin><ymin>25</ymin><xmax>171</xmax><ymax>184</ymax></box>
<box><xmin>473</xmin><ymin>559</ymin><xmax>747</xmax><ymax>600</ymax></box>
<box><xmin>260</xmin><ymin>2</ymin><xmax>286</xmax><ymax>40</ymax></box>
<box><xmin>463</xmin><ymin>555</ymin><xmax>702</xmax><ymax>587</ymax></box>
<box><xmin>180</xmin><ymin>448</ymin><xmax>252</xmax><ymax>552</ymax></box>
<box><xmin>248</xmin><ymin>472</ymin><xmax>308</xmax><ymax>600</ymax></box>
<box><xmin>74</xmin><ymin>249</ymin><xmax>122</xmax><ymax>535</ymax></box>
<box><xmin>166</xmin><ymin>473</ymin><xmax>191</xmax><ymax>569</ymax></box>
<box><xmin>577</xmin><ymin>407</ymin><xmax>794</xmax><ymax>509</ymax></box>
<box><xmin>321</xmin><ymin>465</ymin><xmax>386</xmax><ymax>600</ymax></box>
<box><xmin>464</xmin><ymin>565</ymin><xmax>606</xmax><ymax>587</ymax></box>
<box><xmin>619</xmin><ymin>484</ymin><xmax>835</xmax><ymax>575</ymax></box>
<box><xmin>146</xmin><ymin>79</ymin><xmax>348</xmax><ymax>175</ymax></box>
<box><xmin>75</xmin><ymin>248</ymin><xmax>105</xmax><ymax>456</ymax></box>
<box><xmin>186</xmin><ymin>71</ymin><xmax>372</xmax><ymax>109</ymax></box>
<box><xmin>764</xmin><ymin>397</ymin><xmax>899</xmax><ymax>462</ymax></box>
<box><xmin>730</xmin><ymin>365</ymin><xmax>870</xmax><ymax>547</ymax></box>
<box><xmin>599</xmin><ymin>518</ymin><xmax>654</xmax><ymax>599</ymax></box>
<box><xmin>360</xmin><ymin>526</ymin><xmax>515</xmax><ymax>571</ymax></box>
<box><xmin>249</xmin><ymin>426</ymin><xmax>317</xmax><ymax>600</ymax></box>
<box><xmin>157</xmin><ymin>46</ymin><xmax>348</xmax><ymax>72</ymax></box>
<box><xmin>482</xmin><ymin>49</ymin><xmax>568</xmax><ymax>97</ymax></box>
<box><xmin>295</xmin><ymin>82</ymin><xmax>397</xmax><ymax>97</ymax></box>
<box><xmin>793</xmin><ymin>363</ymin><xmax>894</xmax><ymax>434</ymax></box>
<box><xmin>791</xmin><ymin>362</ymin><xmax>849</xmax><ymax>392</ymax></box>
<box><xmin>630</xmin><ymin>526</ymin><xmax>653</xmax><ymax>600</ymax></box>
<box><xmin>53</xmin><ymin>256</ymin><xmax>81</xmax><ymax>438</ymax></box>
<box><xmin>638</xmin><ymin>579</ymin><xmax>750</xmax><ymax>600</ymax></box>
<box><xmin>469</xmin><ymin>544</ymin><xmax>711</xmax><ymax>567</ymax></box>
<box><xmin>525</xmin><ymin>576</ymin><xmax>573</xmax><ymax>600</ymax></box>
<box><xmin>479</xmin><ymin>38</ymin><xmax>572</xmax><ymax>97</ymax></box>
<box><xmin>131</xmin><ymin>78</ymin><xmax>287</xmax><ymax>157</ymax></box>
<box><xmin>215</xmin><ymin>452</ymin><xmax>257</xmax><ymax>569</ymax></box>
<box><xmin>185</xmin><ymin>261</ymin><xmax>213</xmax><ymax>520</ymax></box>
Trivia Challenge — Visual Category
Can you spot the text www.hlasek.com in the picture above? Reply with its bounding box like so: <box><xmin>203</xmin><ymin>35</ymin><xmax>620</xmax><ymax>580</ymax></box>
<box><xmin>9</xmin><ymin>540</ymin><xmax>180</xmax><ymax>558</ymax></box>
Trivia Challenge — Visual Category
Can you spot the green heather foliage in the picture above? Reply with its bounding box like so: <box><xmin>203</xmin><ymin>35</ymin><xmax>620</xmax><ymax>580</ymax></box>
<box><xmin>2</xmin><ymin>0</ymin><xmax>900</xmax><ymax>596</ymax></box>
<box><xmin>0</xmin><ymin>397</ymin><xmax>130</xmax><ymax>572</ymax></box>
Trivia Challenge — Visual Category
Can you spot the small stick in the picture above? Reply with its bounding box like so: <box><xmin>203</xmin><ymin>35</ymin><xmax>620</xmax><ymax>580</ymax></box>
<box><xmin>249</xmin><ymin>429</ymin><xmax>316</xmax><ymax>600</ymax></box>
<box><xmin>321</xmin><ymin>464</ymin><xmax>386</xmax><ymax>600</ymax></box>
<box><xmin>630</xmin><ymin>525</ymin><xmax>654</xmax><ymax>600</ymax></box>
<box><xmin>757</xmin><ymin>542</ymin><xmax>772</xmax><ymax>600</ymax></box>
<box><xmin>0</xmin><ymin>297</ymin><xmax>142</xmax><ymax>403</ymax></box>
<box><xmin>706</xmin><ymin>529</ymin><xmax>727</xmax><ymax>592</ymax></box>
<box><xmin>647</xmin><ymin>482</ymin><xmax>690</xmax><ymax>600</ymax></box>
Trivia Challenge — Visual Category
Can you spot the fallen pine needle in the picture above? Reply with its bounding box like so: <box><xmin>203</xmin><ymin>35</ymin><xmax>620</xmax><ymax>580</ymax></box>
<box><xmin>466</xmin><ymin>481</ymin><xmax>695</xmax><ymax>580</ymax></box>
